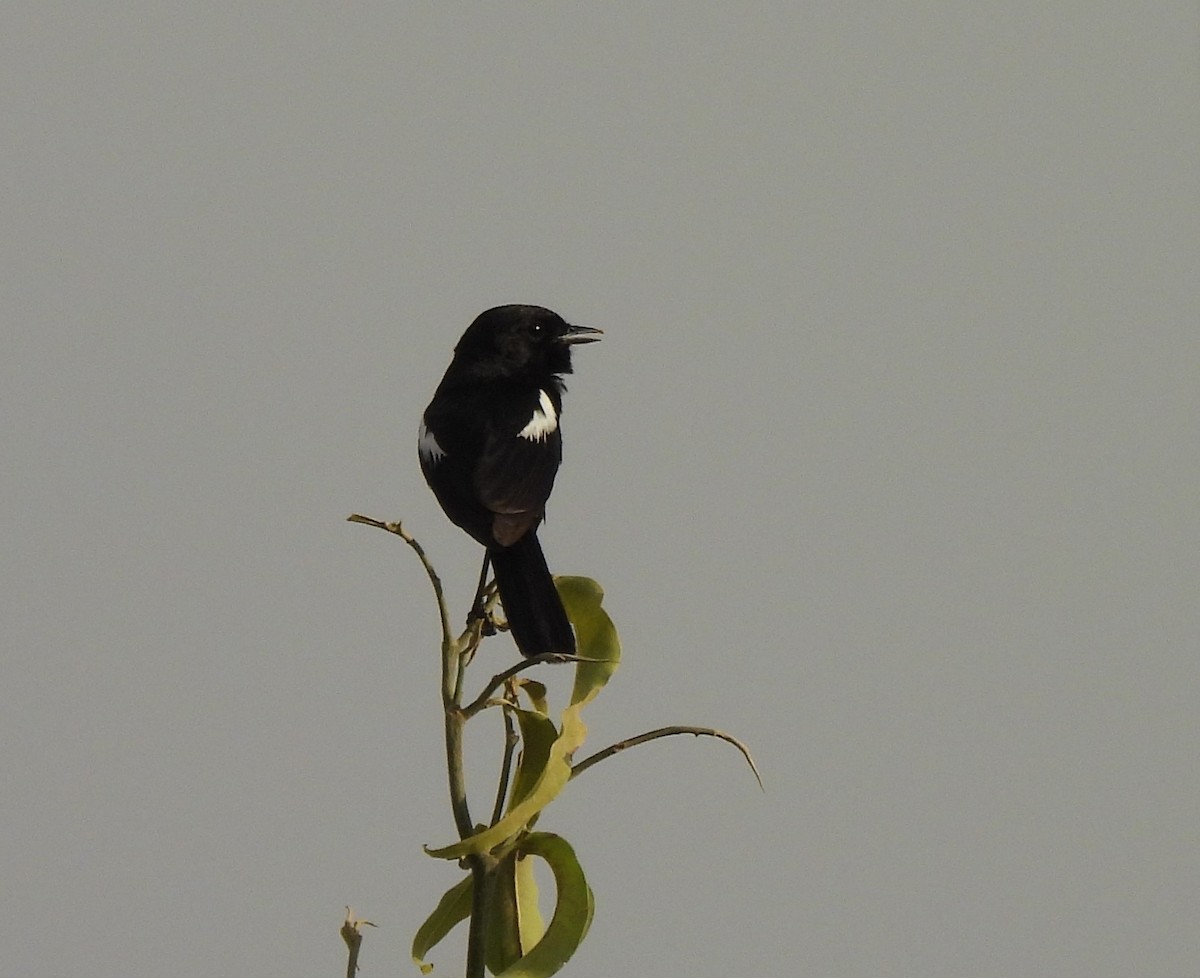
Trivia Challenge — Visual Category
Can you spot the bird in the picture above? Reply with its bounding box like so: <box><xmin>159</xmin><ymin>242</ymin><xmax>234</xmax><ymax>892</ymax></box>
<box><xmin>418</xmin><ymin>305</ymin><xmax>601</xmax><ymax>657</ymax></box>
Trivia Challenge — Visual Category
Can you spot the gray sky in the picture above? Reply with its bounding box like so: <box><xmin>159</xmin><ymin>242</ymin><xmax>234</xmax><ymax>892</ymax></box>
<box><xmin>4</xmin><ymin>4</ymin><xmax>1198</xmax><ymax>976</ymax></box>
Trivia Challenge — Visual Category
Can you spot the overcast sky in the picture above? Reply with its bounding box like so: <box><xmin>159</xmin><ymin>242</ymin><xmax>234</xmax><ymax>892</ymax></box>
<box><xmin>4</xmin><ymin>4</ymin><xmax>1198</xmax><ymax>977</ymax></box>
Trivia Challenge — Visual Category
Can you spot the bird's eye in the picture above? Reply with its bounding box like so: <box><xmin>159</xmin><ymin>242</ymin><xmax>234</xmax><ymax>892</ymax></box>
<box><xmin>529</xmin><ymin>322</ymin><xmax>544</xmax><ymax>336</ymax></box>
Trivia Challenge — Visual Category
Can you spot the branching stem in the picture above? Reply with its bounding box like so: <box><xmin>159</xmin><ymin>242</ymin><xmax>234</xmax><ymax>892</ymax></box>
<box><xmin>460</xmin><ymin>652</ymin><xmax>587</xmax><ymax>718</ymax></box>
<box><xmin>349</xmin><ymin>513</ymin><xmax>759</xmax><ymax>978</ymax></box>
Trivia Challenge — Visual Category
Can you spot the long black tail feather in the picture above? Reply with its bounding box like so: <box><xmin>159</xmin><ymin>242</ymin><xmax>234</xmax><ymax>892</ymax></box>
<box><xmin>488</xmin><ymin>533</ymin><xmax>575</xmax><ymax>657</ymax></box>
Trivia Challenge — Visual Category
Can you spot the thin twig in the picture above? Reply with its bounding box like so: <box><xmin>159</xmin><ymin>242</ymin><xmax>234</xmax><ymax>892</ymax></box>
<box><xmin>346</xmin><ymin>514</ymin><xmax>454</xmax><ymax>674</ymax></box>
<box><xmin>571</xmin><ymin>725</ymin><xmax>764</xmax><ymax>790</ymax></box>
<box><xmin>460</xmin><ymin>652</ymin><xmax>590</xmax><ymax>719</ymax></box>
<box><xmin>347</xmin><ymin>514</ymin><xmax>476</xmax><ymax>838</ymax></box>
<box><xmin>452</xmin><ymin>614</ymin><xmax>485</xmax><ymax>701</ymax></box>
<box><xmin>490</xmin><ymin>693</ymin><xmax>520</xmax><ymax>826</ymax></box>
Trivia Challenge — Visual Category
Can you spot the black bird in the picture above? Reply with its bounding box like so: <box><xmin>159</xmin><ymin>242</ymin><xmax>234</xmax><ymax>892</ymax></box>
<box><xmin>419</xmin><ymin>305</ymin><xmax>601</xmax><ymax>656</ymax></box>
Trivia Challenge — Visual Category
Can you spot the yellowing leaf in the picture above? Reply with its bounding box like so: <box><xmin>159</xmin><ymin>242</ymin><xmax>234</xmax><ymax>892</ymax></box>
<box><xmin>426</xmin><ymin>706</ymin><xmax>588</xmax><ymax>860</ymax></box>
<box><xmin>508</xmin><ymin>708</ymin><xmax>560</xmax><ymax>812</ymax></box>
<box><xmin>555</xmin><ymin>576</ymin><xmax>621</xmax><ymax>707</ymax></box>
<box><xmin>516</xmin><ymin>679</ymin><xmax>550</xmax><ymax>716</ymax></box>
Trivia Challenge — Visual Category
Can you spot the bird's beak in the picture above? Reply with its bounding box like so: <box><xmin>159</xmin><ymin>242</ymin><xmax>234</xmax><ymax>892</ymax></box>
<box><xmin>560</xmin><ymin>324</ymin><xmax>604</xmax><ymax>345</ymax></box>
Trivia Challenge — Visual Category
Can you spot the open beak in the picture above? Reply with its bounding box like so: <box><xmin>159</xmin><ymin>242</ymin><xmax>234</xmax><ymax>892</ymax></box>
<box><xmin>560</xmin><ymin>323</ymin><xmax>604</xmax><ymax>345</ymax></box>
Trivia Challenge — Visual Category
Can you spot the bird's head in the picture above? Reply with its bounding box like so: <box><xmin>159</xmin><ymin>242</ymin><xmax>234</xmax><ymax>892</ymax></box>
<box><xmin>452</xmin><ymin>305</ymin><xmax>602</xmax><ymax>382</ymax></box>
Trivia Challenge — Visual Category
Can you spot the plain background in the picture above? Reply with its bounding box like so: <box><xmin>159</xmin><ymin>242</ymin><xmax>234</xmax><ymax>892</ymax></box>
<box><xmin>4</xmin><ymin>4</ymin><xmax>1197</xmax><ymax>976</ymax></box>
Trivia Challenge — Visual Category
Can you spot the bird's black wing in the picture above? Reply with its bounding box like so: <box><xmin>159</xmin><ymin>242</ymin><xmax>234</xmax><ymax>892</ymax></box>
<box><xmin>474</xmin><ymin>390</ymin><xmax>563</xmax><ymax>547</ymax></box>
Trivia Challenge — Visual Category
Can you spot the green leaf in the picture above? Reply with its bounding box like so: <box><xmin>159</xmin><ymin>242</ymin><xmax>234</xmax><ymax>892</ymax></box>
<box><xmin>555</xmin><ymin>576</ymin><xmax>621</xmax><ymax>707</ymax></box>
<box><xmin>495</xmin><ymin>832</ymin><xmax>592</xmax><ymax>978</ymax></box>
<box><xmin>426</xmin><ymin>705</ymin><xmax>589</xmax><ymax>860</ymax></box>
<box><xmin>508</xmin><ymin>708</ymin><xmax>560</xmax><ymax>812</ymax></box>
<box><xmin>486</xmin><ymin>851</ymin><xmax>546</xmax><ymax>975</ymax></box>
<box><xmin>411</xmin><ymin>874</ymin><xmax>473</xmax><ymax>974</ymax></box>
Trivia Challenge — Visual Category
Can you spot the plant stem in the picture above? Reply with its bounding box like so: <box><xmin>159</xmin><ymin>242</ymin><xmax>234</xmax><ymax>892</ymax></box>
<box><xmin>443</xmin><ymin>707</ymin><xmax>475</xmax><ymax>840</ymax></box>
<box><xmin>465</xmin><ymin>854</ymin><xmax>497</xmax><ymax>978</ymax></box>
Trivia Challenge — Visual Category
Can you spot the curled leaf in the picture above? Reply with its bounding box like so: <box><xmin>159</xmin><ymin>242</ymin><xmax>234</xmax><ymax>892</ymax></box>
<box><xmin>496</xmin><ymin>833</ymin><xmax>591</xmax><ymax>978</ymax></box>
<box><xmin>486</xmin><ymin>851</ymin><xmax>545</xmax><ymax>974</ymax></box>
<box><xmin>555</xmin><ymin>576</ymin><xmax>621</xmax><ymax>707</ymax></box>
<box><xmin>508</xmin><ymin>708</ymin><xmax>560</xmax><ymax>812</ymax></box>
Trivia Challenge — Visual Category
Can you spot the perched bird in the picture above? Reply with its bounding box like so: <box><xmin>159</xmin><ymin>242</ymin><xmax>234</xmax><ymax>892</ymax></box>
<box><xmin>418</xmin><ymin>305</ymin><xmax>601</xmax><ymax>656</ymax></box>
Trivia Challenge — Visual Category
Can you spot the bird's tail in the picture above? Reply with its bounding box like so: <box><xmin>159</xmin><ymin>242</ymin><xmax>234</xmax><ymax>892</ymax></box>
<box><xmin>488</xmin><ymin>533</ymin><xmax>576</xmax><ymax>657</ymax></box>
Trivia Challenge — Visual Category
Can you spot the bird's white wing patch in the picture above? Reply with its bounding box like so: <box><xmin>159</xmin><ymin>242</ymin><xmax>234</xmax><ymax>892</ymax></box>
<box><xmin>518</xmin><ymin>389</ymin><xmax>558</xmax><ymax>441</ymax></box>
<box><xmin>418</xmin><ymin>421</ymin><xmax>446</xmax><ymax>463</ymax></box>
